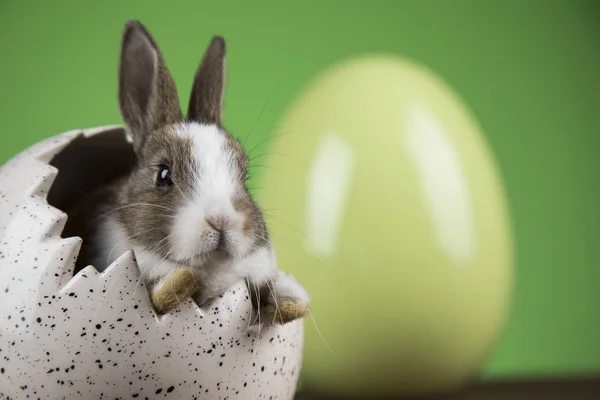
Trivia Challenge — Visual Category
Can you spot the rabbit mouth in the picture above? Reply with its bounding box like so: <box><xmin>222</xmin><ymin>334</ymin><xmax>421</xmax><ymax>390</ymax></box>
<box><xmin>176</xmin><ymin>242</ymin><xmax>236</xmax><ymax>268</ymax></box>
<box><xmin>201</xmin><ymin>228</ymin><xmax>249</xmax><ymax>260</ymax></box>
<box><xmin>209</xmin><ymin>240</ymin><xmax>237</xmax><ymax>260</ymax></box>
<box><xmin>215</xmin><ymin>232</ymin><xmax>227</xmax><ymax>252</ymax></box>
<box><xmin>167</xmin><ymin>225</ymin><xmax>254</xmax><ymax>267</ymax></box>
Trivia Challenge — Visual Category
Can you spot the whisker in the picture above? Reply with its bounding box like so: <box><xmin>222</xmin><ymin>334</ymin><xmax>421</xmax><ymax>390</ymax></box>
<box><xmin>129</xmin><ymin>258</ymin><xmax>157</xmax><ymax>311</ymax></box>
<box><xmin>249</xmin><ymin>151</ymin><xmax>295</xmax><ymax>163</ymax></box>
<box><xmin>261</xmin><ymin>211</ymin><xmax>339</xmax><ymax>270</ymax></box>
<box><xmin>261</xmin><ymin>211</ymin><xmax>305</xmax><ymax>238</ymax></box>
<box><xmin>258</xmin><ymin>207</ymin><xmax>297</xmax><ymax>213</ymax></box>
<box><xmin>104</xmin><ymin>227</ymin><xmax>163</xmax><ymax>267</ymax></box>
<box><xmin>245</xmin><ymin>185</ymin><xmax>263</xmax><ymax>195</ymax></box>
<box><xmin>250</xmin><ymin>164</ymin><xmax>277</xmax><ymax>172</ymax></box>
<box><xmin>93</xmin><ymin>203</ymin><xmax>177</xmax><ymax>221</ymax></box>
<box><xmin>306</xmin><ymin>307</ymin><xmax>335</xmax><ymax>356</ymax></box>
<box><xmin>147</xmin><ymin>234</ymin><xmax>173</xmax><ymax>254</ymax></box>
<box><xmin>242</xmin><ymin>279</ymin><xmax>258</xmax><ymax>337</ymax></box>
<box><xmin>250</xmin><ymin>280</ymin><xmax>262</xmax><ymax>363</ymax></box>
<box><xmin>153</xmin><ymin>214</ymin><xmax>175</xmax><ymax>220</ymax></box>
<box><xmin>242</xmin><ymin>78</ymin><xmax>280</xmax><ymax>148</ymax></box>
<box><xmin>129</xmin><ymin>235</ymin><xmax>176</xmax><ymax>310</ymax></box>
<box><xmin>264</xmin><ymin>278</ymin><xmax>282</xmax><ymax>324</ymax></box>
<box><xmin>174</xmin><ymin>181</ymin><xmax>194</xmax><ymax>206</ymax></box>
<box><xmin>244</xmin><ymin>129</ymin><xmax>306</xmax><ymax>159</ymax></box>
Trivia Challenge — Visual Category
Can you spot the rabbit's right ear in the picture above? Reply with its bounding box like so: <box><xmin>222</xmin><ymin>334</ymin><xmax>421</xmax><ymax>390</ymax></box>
<box><xmin>187</xmin><ymin>36</ymin><xmax>226</xmax><ymax>126</ymax></box>
<box><xmin>118</xmin><ymin>21</ymin><xmax>182</xmax><ymax>153</ymax></box>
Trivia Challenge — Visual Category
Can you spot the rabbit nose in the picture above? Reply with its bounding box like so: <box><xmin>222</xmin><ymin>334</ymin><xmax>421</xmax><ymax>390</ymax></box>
<box><xmin>206</xmin><ymin>216</ymin><xmax>229</xmax><ymax>233</ymax></box>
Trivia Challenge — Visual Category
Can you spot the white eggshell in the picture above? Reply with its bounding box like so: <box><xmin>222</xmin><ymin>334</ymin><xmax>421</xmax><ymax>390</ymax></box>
<box><xmin>0</xmin><ymin>126</ymin><xmax>303</xmax><ymax>399</ymax></box>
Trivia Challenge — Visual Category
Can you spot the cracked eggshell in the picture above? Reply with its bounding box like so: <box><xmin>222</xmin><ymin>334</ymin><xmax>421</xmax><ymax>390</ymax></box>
<box><xmin>0</xmin><ymin>126</ymin><xmax>304</xmax><ymax>399</ymax></box>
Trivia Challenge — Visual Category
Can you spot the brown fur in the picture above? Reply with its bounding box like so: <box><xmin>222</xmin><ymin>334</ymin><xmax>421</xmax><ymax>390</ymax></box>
<box><xmin>263</xmin><ymin>300</ymin><xmax>309</xmax><ymax>325</ymax></box>
<box><xmin>151</xmin><ymin>267</ymin><xmax>201</xmax><ymax>314</ymax></box>
<box><xmin>115</xmin><ymin>127</ymin><xmax>195</xmax><ymax>262</ymax></box>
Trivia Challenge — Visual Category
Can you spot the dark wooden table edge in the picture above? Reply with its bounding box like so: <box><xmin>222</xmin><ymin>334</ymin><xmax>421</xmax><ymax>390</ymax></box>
<box><xmin>294</xmin><ymin>375</ymin><xmax>600</xmax><ymax>399</ymax></box>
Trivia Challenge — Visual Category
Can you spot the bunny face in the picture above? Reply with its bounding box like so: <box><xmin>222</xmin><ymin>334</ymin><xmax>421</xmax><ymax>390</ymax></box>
<box><xmin>114</xmin><ymin>22</ymin><xmax>268</xmax><ymax>272</ymax></box>
<box><xmin>116</xmin><ymin>121</ymin><xmax>267</xmax><ymax>270</ymax></box>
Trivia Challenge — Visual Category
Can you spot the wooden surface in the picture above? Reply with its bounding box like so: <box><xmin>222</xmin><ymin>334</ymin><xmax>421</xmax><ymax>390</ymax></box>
<box><xmin>295</xmin><ymin>377</ymin><xmax>600</xmax><ymax>400</ymax></box>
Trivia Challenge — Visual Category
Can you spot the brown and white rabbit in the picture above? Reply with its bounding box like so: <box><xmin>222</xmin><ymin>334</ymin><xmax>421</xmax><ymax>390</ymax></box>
<box><xmin>63</xmin><ymin>20</ymin><xmax>309</xmax><ymax>325</ymax></box>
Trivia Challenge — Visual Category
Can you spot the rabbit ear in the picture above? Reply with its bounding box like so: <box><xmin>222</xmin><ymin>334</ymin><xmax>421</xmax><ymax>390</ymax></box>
<box><xmin>118</xmin><ymin>20</ymin><xmax>182</xmax><ymax>152</ymax></box>
<box><xmin>187</xmin><ymin>36</ymin><xmax>226</xmax><ymax>126</ymax></box>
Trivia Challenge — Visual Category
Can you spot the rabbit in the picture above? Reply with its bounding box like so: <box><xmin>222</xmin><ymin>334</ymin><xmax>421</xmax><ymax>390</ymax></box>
<box><xmin>62</xmin><ymin>20</ymin><xmax>309</xmax><ymax>325</ymax></box>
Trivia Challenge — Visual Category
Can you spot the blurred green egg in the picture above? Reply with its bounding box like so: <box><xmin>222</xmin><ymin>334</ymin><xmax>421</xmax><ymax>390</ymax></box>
<box><xmin>256</xmin><ymin>56</ymin><xmax>514</xmax><ymax>397</ymax></box>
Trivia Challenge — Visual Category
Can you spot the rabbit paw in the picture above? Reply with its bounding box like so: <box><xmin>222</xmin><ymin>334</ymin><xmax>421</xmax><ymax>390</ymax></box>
<box><xmin>262</xmin><ymin>299</ymin><xmax>309</xmax><ymax>325</ymax></box>
<box><xmin>151</xmin><ymin>267</ymin><xmax>200</xmax><ymax>314</ymax></box>
<box><xmin>250</xmin><ymin>274</ymin><xmax>310</xmax><ymax>325</ymax></box>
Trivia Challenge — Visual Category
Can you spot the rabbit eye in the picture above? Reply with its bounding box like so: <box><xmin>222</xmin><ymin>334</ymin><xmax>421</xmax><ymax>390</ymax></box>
<box><xmin>156</xmin><ymin>165</ymin><xmax>173</xmax><ymax>187</ymax></box>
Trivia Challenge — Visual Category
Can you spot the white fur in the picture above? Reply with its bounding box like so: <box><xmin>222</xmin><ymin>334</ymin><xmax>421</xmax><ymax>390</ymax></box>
<box><xmin>193</xmin><ymin>245</ymin><xmax>280</xmax><ymax>306</ymax></box>
<box><xmin>170</xmin><ymin>122</ymin><xmax>253</xmax><ymax>262</ymax></box>
<box><xmin>239</xmin><ymin>248</ymin><xmax>310</xmax><ymax>306</ymax></box>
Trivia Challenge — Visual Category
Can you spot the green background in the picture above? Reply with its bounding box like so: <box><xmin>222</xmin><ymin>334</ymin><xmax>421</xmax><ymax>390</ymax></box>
<box><xmin>1</xmin><ymin>0</ymin><xmax>599</xmax><ymax>381</ymax></box>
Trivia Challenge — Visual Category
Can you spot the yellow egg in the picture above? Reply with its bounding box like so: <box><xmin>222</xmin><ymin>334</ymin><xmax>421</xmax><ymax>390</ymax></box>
<box><xmin>256</xmin><ymin>56</ymin><xmax>513</xmax><ymax>397</ymax></box>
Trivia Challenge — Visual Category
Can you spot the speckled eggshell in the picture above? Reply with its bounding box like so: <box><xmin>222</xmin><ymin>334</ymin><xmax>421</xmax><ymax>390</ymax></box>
<box><xmin>0</xmin><ymin>126</ymin><xmax>304</xmax><ymax>399</ymax></box>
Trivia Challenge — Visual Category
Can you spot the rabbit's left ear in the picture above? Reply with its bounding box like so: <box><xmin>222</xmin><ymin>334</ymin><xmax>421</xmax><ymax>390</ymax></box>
<box><xmin>187</xmin><ymin>36</ymin><xmax>226</xmax><ymax>126</ymax></box>
<box><xmin>118</xmin><ymin>20</ymin><xmax>182</xmax><ymax>152</ymax></box>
